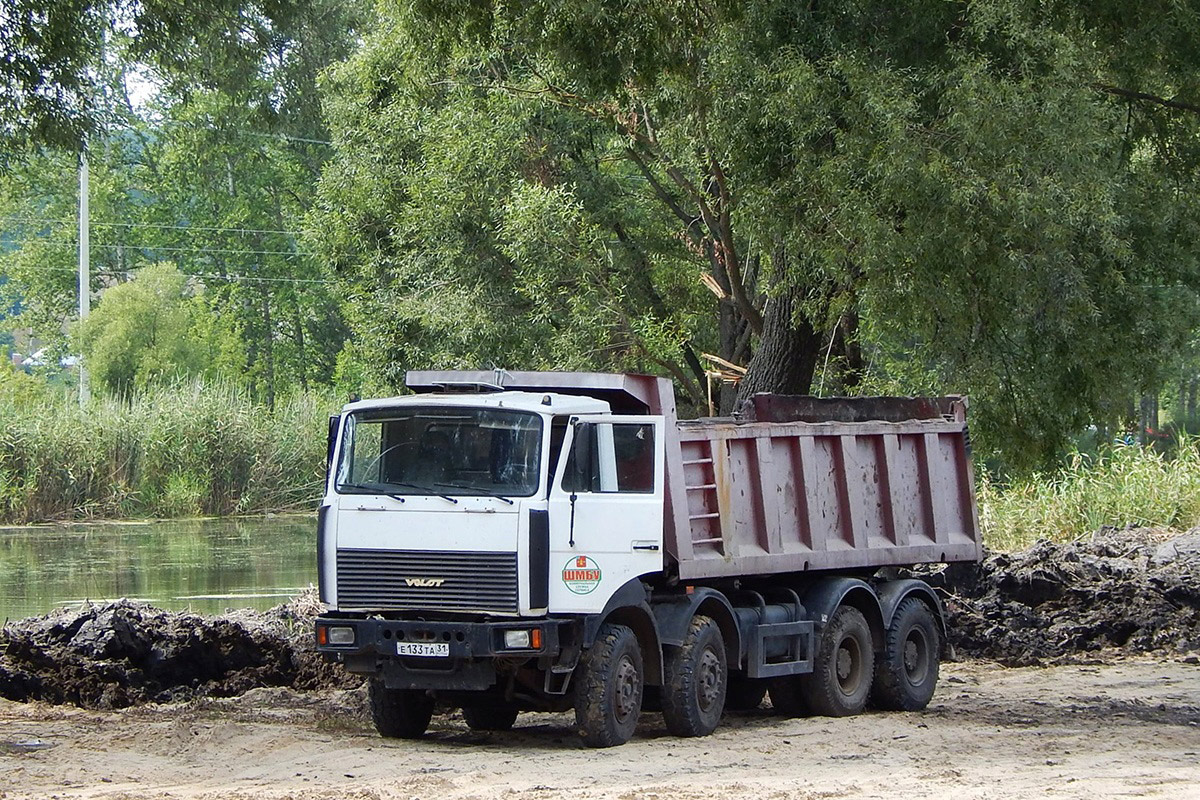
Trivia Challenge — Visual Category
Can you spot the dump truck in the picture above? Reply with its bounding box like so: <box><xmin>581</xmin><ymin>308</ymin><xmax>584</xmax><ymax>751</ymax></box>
<box><xmin>314</xmin><ymin>371</ymin><xmax>982</xmax><ymax>747</ymax></box>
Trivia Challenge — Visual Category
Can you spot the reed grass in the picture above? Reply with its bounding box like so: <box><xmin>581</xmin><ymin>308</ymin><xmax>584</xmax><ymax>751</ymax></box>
<box><xmin>979</xmin><ymin>442</ymin><xmax>1200</xmax><ymax>551</ymax></box>
<box><xmin>0</xmin><ymin>380</ymin><xmax>336</xmax><ymax>523</ymax></box>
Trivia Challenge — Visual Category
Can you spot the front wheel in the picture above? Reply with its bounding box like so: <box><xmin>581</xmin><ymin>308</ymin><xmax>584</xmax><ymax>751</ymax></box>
<box><xmin>574</xmin><ymin>623</ymin><xmax>643</xmax><ymax>748</ymax></box>
<box><xmin>801</xmin><ymin>605</ymin><xmax>875</xmax><ymax>717</ymax></box>
<box><xmin>661</xmin><ymin>615</ymin><xmax>727</xmax><ymax>737</ymax></box>
<box><xmin>368</xmin><ymin>678</ymin><xmax>434</xmax><ymax>739</ymax></box>
<box><xmin>871</xmin><ymin>597</ymin><xmax>940</xmax><ymax>711</ymax></box>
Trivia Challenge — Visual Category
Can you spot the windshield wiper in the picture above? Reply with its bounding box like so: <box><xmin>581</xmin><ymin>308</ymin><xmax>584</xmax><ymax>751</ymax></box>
<box><xmin>434</xmin><ymin>482</ymin><xmax>515</xmax><ymax>505</ymax></box>
<box><xmin>336</xmin><ymin>483</ymin><xmax>406</xmax><ymax>503</ymax></box>
<box><xmin>386</xmin><ymin>481</ymin><xmax>458</xmax><ymax>505</ymax></box>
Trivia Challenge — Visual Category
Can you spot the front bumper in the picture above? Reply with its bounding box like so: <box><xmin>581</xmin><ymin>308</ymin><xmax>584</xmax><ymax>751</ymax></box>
<box><xmin>314</xmin><ymin>616</ymin><xmax>568</xmax><ymax>691</ymax></box>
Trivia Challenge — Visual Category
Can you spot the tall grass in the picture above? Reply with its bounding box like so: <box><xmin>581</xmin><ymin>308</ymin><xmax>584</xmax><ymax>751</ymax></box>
<box><xmin>0</xmin><ymin>380</ymin><xmax>336</xmax><ymax>523</ymax></box>
<box><xmin>979</xmin><ymin>442</ymin><xmax>1200</xmax><ymax>551</ymax></box>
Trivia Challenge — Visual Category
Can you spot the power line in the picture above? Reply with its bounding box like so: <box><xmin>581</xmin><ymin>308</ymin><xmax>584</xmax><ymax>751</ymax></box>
<box><xmin>3</xmin><ymin>239</ymin><xmax>312</xmax><ymax>258</ymax></box>
<box><xmin>143</xmin><ymin>117</ymin><xmax>334</xmax><ymax>146</ymax></box>
<box><xmin>2</xmin><ymin>215</ymin><xmax>302</xmax><ymax>237</ymax></box>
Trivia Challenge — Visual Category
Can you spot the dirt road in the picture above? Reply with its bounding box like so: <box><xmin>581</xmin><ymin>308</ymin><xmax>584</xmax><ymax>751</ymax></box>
<box><xmin>2</xmin><ymin>658</ymin><xmax>1197</xmax><ymax>800</ymax></box>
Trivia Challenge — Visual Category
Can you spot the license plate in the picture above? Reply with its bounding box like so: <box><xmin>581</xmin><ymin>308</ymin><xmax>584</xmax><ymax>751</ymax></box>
<box><xmin>396</xmin><ymin>641</ymin><xmax>450</xmax><ymax>657</ymax></box>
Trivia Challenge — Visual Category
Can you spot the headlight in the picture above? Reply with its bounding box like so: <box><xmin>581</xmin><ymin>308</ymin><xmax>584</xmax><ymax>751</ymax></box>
<box><xmin>503</xmin><ymin>629</ymin><xmax>531</xmax><ymax>649</ymax></box>
<box><xmin>502</xmin><ymin>628</ymin><xmax>542</xmax><ymax>650</ymax></box>
<box><xmin>328</xmin><ymin>626</ymin><xmax>356</xmax><ymax>645</ymax></box>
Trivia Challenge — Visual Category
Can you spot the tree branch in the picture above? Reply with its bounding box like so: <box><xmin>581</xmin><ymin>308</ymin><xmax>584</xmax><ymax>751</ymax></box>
<box><xmin>623</xmin><ymin>147</ymin><xmax>703</xmax><ymax>239</ymax></box>
<box><xmin>1093</xmin><ymin>84</ymin><xmax>1200</xmax><ymax>115</ymax></box>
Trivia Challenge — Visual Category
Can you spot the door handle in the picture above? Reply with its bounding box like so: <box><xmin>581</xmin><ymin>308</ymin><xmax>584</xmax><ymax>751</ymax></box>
<box><xmin>632</xmin><ymin>541</ymin><xmax>660</xmax><ymax>552</ymax></box>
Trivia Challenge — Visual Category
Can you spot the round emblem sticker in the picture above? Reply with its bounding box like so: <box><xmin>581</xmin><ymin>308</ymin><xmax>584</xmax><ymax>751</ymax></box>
<box><xmin>562</xmin><ymin>556</ymin><xmax>602</xmax><ymax>595</ymax></box>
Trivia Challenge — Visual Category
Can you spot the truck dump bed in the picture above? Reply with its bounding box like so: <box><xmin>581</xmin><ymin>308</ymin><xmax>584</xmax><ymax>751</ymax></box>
<box><xmin>668</xmin><ymin>394</ymin><xmax>982</xmax><ymax>579</ymax></box>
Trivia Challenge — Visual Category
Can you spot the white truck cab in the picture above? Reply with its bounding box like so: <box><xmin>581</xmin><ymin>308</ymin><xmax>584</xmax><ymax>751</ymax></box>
<box><xmin>322</xmin><ymin>390</ymin><xmax>665</xmax><ymax>618</ymax></box>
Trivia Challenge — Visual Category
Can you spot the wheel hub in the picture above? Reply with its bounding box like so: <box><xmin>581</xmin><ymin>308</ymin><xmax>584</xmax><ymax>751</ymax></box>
<box><xmin>836</xmin><ymin>636</ymin><xmax>862</xmax><ymax>694</ymax></box>
<box><xmin>697</xmin><ymin>647</ymin><xmax>723</xmax><ymax>711</ymax></box>
<box><xmin>903</xmin><ymin>629</ymin><xmax>928</xmax><ymax>684</ymax></box>
<box><xmin>614</xmin><ymin>655</ymin><xmax>639</xmax><ymax>721</ymax></box>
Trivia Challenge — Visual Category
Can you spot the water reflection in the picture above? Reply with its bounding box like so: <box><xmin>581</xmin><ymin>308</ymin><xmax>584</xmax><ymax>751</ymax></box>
<box><xmin>0</xmin><ymin>515</ymin><xmax>316</xmax><ymax>621</ymax></box>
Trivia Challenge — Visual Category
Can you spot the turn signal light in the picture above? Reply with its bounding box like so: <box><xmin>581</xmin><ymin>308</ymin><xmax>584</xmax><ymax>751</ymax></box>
<box><xmin>531</xmin><ymin>628</ymin><xmax>542</xmax><ymax>650</ymax></box>
<box><xmin>316</xmin><ymin>626</ymin><xmax>328</xmax><ymax>646</ymax></box>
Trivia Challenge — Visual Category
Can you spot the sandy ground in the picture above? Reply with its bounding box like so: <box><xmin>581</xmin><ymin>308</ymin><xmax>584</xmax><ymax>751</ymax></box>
<box><xmin>1</xmin><ymin>658</ymin><xmax>1197</xmax><ymax>800</ymax></box>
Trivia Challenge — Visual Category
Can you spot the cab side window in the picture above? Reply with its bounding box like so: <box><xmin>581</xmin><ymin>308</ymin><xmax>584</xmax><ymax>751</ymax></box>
<box><xmin>613</xmin><ymin>424</ymin><xmax>655</xmax><ymax>493</ymax></box>
<box><xmin>562</xmin><ymin>422</ymin><xmax>655</xmax><ymax>494</ymax></box>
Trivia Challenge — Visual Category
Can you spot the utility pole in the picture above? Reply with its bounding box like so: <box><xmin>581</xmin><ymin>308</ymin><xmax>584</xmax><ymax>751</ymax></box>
<box><xmin>78</xmin><ymin>151</ymin><xmax>90</xmax><ymax>407</ymax></box>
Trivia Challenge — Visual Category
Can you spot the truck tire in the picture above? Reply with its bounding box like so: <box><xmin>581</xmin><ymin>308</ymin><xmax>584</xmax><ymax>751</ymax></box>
<box><xmin>461</xmin><ymin>703</ymin><xmax>520</xmax><ymax>731</ymax></box>
<box><xmin>368</xmin><ymin>678</ymin><xmax>434</xmax><ymax>739</ymax></box>
<box><xmin>801</xmin><ymin>605</ymin><xmax>874</xmax><ymax>717</ymax></box>
<box><xmin>574</xmin><ymin>623</ymin><xmax>643</xmax><ymax>748</ymax></box>
<box><xmin>725</xmin><ymin>676</ymin><xmax>768</xmax><ymax>712</ymax></box>
<box><xmin>871</xmin><ymin>597</ymin><xmax>940</xmax><ymax>711</ymax></box>
<box><xmin>661</xmin><ymin>615</ymin><xmax>727</xmax><ymax>737</ymax></box>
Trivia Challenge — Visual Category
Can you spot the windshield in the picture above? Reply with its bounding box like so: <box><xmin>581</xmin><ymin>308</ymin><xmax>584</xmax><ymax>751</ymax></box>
<box><xmin>335</xmin><ymin>406</ymin><xmax>543</xmax><ymax>498</ymax></box>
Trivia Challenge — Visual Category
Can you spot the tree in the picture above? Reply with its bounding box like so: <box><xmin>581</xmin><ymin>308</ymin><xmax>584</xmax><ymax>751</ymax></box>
<box><xmin>76</xmin><ymin>262</ymin><xmax>239</xmax><ymax>395</ymax></box>
<box><xmin>314</xmin><ymin>0</ymin><xmax>1200</xmax><ymax>465</ymax></box>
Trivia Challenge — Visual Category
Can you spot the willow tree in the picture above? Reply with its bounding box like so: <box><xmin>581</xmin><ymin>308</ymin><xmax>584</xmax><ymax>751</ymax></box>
<box><xmin>315</xmin><ymin>0</ymin><xmax>1200</xmax><ymax>463</ymax></box>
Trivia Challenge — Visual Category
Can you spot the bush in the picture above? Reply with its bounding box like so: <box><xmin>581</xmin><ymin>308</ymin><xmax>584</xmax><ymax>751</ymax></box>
<box><xmin>0</xmin><ymin>379</ymin><xmax>336</xmax><ymax>523</ymax></box>
<box><xmin>979</xmin><ymin>442</ymin><xmax>1200</xmax><ymax>551</ymax></box>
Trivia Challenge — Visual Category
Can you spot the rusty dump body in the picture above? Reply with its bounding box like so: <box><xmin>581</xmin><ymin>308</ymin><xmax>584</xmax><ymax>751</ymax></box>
<box><xmin>671</xmin><ymin>393</ymin><xmax>982</xmax><ymax>580</ymax></box>
<box><xmin>406</xmin><ymin>370</ymin><xmax>983</xmax><ymax>582</ymax></box>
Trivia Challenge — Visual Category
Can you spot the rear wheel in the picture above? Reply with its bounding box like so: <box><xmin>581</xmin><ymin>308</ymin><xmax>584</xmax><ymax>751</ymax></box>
<box><xmin>871</xmin><ymin>597</ymin><xmax>940</xmax><ymax>711</ymax></box>
<box><xmin>661</xmin><ymin>615</ymin><xmax>727</xmax><ymax>737</ymax></box>
<box><xmin>574</xmin><ymin>623</ymin><xmax>643</xmax><ymax>747</ymax></box>
<box><xmin>462</xmin><ymin>703</ymin><xmax>519</xmax><ymax>731</ymax></box>
<box><xmin>801</xmin><ymin>605</ymin><xmax>874</xmax><ymax>717</ymax></box>
<box><xmin>368</xmin><ymin>678</ymin><xmax>434</xmax><ymax>739</ymax></box>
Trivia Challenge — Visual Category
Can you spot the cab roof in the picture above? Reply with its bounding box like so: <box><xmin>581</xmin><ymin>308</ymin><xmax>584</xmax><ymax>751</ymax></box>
<box><xmin>341</xmin><ymin>391</ymin><xmax>610</xmax><ymax>416</ymax></box>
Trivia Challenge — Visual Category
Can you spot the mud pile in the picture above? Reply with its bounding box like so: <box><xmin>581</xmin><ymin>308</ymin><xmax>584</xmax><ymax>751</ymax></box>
<box><xmin>0</xmin><ymin>590</ymin><xmax>359</xmax><ymax>708</ymax></box>
<box><xmin>927</xmin><ymin>528</ymin><xmax>1200</xmax><ymax>665</ymax></box>
<box><xmin>4</xmin><ymin>530</ymin><xmax>1199</xmax><ymax>710</ymax></box>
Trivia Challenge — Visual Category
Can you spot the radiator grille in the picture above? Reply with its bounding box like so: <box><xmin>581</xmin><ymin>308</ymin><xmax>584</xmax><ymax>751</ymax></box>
<box><xmin>336</xmin><ymin>548</ymin><xmax>519</xmax><ymax>613</ymax></box>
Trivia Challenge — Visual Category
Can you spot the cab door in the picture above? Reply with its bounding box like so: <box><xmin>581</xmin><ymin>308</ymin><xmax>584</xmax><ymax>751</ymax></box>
<box><xmin>546</xmin><ymin>415</ymin><xmax>665</xmax><ymax>613</ymax></box>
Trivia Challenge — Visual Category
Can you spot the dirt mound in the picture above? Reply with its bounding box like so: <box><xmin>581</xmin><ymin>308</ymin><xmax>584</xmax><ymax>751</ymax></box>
<box><xmin>926</xmin><ymin>527</ymin><xmax>1200</xmax><ymax>665</ymax></box>
<box><xmin>0</xmin><ymin>590</ymin><xmax>360</xmax><ymax>708</ymax></box>
<box><xmin>4</xmin><ymin>529</ymin><xmax>1198</xmax><ymax>709</ymax></box>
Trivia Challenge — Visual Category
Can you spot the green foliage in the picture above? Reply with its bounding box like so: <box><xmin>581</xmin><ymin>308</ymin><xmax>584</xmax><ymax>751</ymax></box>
<box><xmin>313</xmin><ymin>0</ymin><xmax>1200</xmax><ymax>467</ymax></box>
<box><xmin>979</xmin><ymin>443</ymin><xmax>1200</xmax><ymax>551</ymax></box>
<box><xmin>75</xmin><ymin>262</ymin><xmax>238</xmax><ymax>395</ymax></box>
<box><xmin>0</xmin><ymin>1</ymin><xmax>360</xmax><ymax>404</ymax></box>
<box><xmin>0</xmin><ymin>379</ymin><xmax>335</xmax><ymax>523</ymax></box>
<box><xmin>0</xmin><ymin>0</ymin><xmax>106</xmax><ymax>149</ymax></box>
<box><xmin>0</xmin><ymin>0</ymin><xmax>364</xmax><ymax>151</ymax></box>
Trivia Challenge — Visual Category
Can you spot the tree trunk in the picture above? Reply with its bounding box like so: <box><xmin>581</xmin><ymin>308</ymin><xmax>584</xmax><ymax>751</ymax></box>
<box><xmin>734</xmin><ymin>287</ymin><xmax>822</xmax><ymax>408</ymax></box>
<box><xmin>838</xmin><ymin>310</ymin><xmax>865</xmax><ymax>392</ymax></box>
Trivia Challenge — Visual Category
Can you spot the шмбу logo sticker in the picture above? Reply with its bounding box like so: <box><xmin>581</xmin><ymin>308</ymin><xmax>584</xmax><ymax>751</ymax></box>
<box><xmin>562</xmin><ymin>555</ymin><xmax>601</xmax><ymax>595</ymax></box>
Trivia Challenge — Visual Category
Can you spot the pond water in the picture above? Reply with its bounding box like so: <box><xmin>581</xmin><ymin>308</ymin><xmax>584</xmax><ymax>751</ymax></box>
<box><xmin>0</xmin><ymin>515</ymin><xmax>316</xmax><ymax>621</ymax></box>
